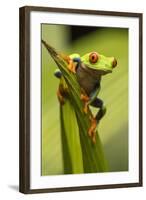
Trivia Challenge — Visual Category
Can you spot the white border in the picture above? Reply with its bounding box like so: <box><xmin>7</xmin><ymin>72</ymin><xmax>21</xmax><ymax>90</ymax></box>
<box><xmin>30</xmin><ymin>11</ymin><xmax>139</xmax><ymax>189</ymax></box>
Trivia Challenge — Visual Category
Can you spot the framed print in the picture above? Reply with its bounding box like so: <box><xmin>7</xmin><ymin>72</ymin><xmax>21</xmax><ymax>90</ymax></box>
<box><xmin>19</xmin><ymin>6</ymin><xmax>143</xmax><ymax>194</ymax></box>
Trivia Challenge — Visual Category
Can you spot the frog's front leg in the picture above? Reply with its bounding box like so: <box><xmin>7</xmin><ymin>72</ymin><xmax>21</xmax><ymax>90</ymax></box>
<box><xmin>89</xmin><ymin>98</ymin><xmax>106</xmax><ymax>143</ymax></box>
<box><xmin>61</xmin><ymin>55</ymin><xmax>75</xmax><ymax>73</ymax></box>
<box><xmin>61</xmin><ymin>54</ymin><xmax>81</xmax><ymax>73</ymax></box>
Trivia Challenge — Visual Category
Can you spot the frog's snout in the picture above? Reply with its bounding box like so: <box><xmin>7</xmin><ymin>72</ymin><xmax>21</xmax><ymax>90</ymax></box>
<box><xmin>112</xmin><ymin>58</ymin><xmax>117</xmax><ymax>68</ymax></box>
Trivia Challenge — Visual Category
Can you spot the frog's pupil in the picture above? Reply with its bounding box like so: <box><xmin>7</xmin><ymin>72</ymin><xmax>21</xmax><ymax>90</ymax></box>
<box><xmin>89</xmin><ymin>52</ymin><xmax>98</xmax><ymax>63</ymax></box>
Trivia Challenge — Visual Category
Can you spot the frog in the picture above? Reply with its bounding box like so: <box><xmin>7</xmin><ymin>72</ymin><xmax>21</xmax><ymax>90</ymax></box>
<box><xmin>55</xmin><ymin>51</ymin><xmax>117</xmax><ymax>143</ymax></box>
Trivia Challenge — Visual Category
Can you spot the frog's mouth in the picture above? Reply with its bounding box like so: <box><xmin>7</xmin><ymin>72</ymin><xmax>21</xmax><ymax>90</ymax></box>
<box><xmin>81</xmin><ymin>63</ymin><xmax>113</xmax><ymax>76</ymax></box>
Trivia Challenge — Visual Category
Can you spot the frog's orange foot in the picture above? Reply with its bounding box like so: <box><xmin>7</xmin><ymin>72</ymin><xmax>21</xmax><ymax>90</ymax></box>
<box><xmin>80</xmin><ymin>94</ymin><xmax>90</xmax><ymax>101</ymax></box>
<box><xmin>67</xmin><ymin>59</ymin><xmax>76</xmax><ymax>73</ymax></box>
<box><xmin>83</xmin><ymin>102</ymin><xmax>89</xmax><ymax>114</ymax></box>
<box><xmin>61</xmin><ymin>54</ymin><xmax>76</xmax><ymax>73</ymax></box>
<box><xmin>57</xmin><ymin>89</ymin><xmax>65</xmax><ymax>105</ymax></box>
<box><xmin>88</xmin><ymin>117</ymin><xmax>98</xmax><ymax>143</ymax></box>
<box><xmin>80</xmin><ymin>94</ymin><xmax>90</xmax><ymax>114</ymax></box>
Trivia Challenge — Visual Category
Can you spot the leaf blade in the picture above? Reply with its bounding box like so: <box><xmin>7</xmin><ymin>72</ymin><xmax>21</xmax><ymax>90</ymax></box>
<box><xmin>42</xmin><ymin>40</ymin><xmax>108</xmax><ymax>173</ymax></box>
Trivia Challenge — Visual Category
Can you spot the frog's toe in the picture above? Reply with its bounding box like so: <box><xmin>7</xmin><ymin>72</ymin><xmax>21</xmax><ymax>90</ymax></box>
<box><xmin>88</xmin><ymin>128</ymin><xmax>96</xmax><ymax>144</ymax></box>
<box><xmin>88</xmin><ymin>117</ymin><xmax>97</xmax><ymax>138</ymax></box>
<box><xmin>80</xmin><ymin>94</ymin><xmax>90</xmax><ymax>101</ymax></box>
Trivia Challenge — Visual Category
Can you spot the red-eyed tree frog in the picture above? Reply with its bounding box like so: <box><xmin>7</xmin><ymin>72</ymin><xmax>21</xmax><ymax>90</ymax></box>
<box><xmin>55</xmin><ymin>51</ymin><xmax>117</xmax><ymax>143</ymax></box>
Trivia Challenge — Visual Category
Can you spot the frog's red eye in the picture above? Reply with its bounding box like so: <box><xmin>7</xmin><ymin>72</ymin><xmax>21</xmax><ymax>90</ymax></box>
<box><xmin>89</xmin><ymin>52</ymin><xmax>99</xmax><ymax>63</ymax></box>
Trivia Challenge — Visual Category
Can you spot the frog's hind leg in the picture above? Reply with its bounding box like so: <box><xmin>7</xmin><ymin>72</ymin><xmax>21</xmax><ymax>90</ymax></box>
<box><xmin>56</xmin><ymin>87</ymin><xmax>65</xmax><ymax>105</ymax></box>
<box><xmin>54</xmin><ymin>69</ymin><xmax>69</xmax><ymax>105</ymax></box>
<box><xmin>88</xmin><ymin>98</ymin><xmax>106</xmax><ymax>143</ymax></box>
<box><xmin>54</xmin><ymin>69</ymin><xmax>66</xmax><ymax>104</ymax></box>
<box><xmin>91</xmin><ymin>98</ymin><xmax>106</xmax><ymax>122</ymax></box>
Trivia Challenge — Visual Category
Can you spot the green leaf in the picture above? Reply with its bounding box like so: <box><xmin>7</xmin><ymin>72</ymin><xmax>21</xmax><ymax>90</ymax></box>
<box><xmin>60</xmin><ymin>99</ymin><xmax>84</xmax><ymax>174</ymax></box>
<box><xmin>42</xmin><ymin>40</ymin><xmax>108</xmax><ymax>173</ymax></box>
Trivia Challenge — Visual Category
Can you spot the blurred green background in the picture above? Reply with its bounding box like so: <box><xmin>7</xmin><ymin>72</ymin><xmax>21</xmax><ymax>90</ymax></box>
<box><xmin>41</xmin><ymin>24</ymin><xmax>128</xmax><ymax>175</ymax></box>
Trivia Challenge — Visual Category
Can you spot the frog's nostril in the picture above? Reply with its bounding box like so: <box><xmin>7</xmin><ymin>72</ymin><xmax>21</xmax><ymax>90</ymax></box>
<box><xmin>112</xmin><ymin>58</ymin><xmax>117</xmax><ymax>68</ymax></box>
